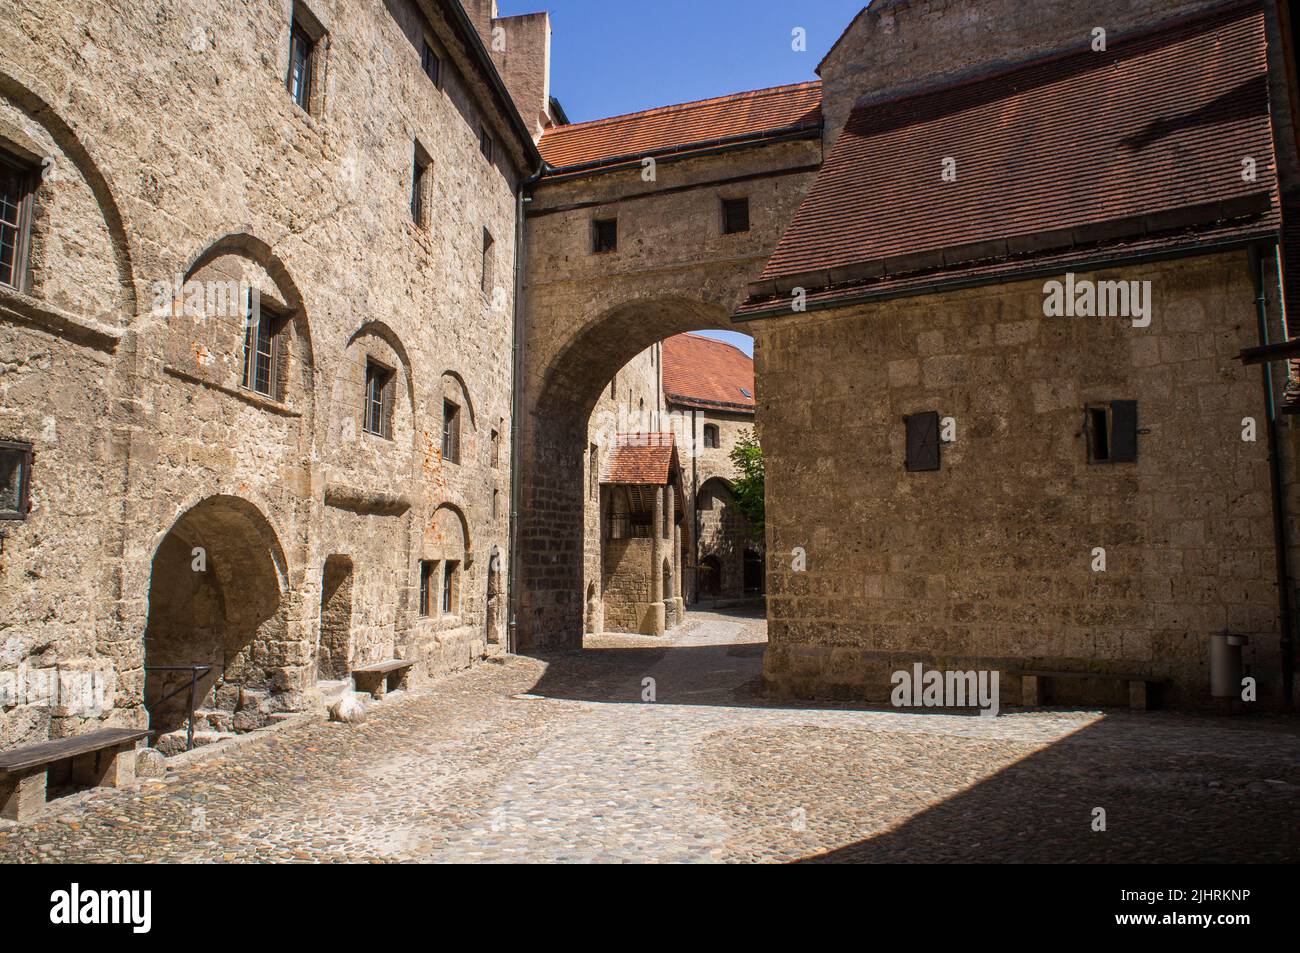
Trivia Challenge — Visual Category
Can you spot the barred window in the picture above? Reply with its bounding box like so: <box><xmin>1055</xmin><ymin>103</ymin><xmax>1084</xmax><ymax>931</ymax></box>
<box><xmin>287</xmin><ymin>22</ymin><xmax>314</xmax><ymax>111</ymax></box>
<box><xmin>364</xmin><ymin>360</ymin><xmax>395</xmax><ymax>438</ymax></box>
<box><xmin>421</xmin><ymin>39</ymin><xmax>440</xmax><ymax>86</ymax></box>
<box><xmin>0</xmin><ymin>153</ymin><xmax>35</xmax><ymax>291</ymax></box>
<box><xmin>442</xmin><ymin>400</ymin><xmax>461</xmax><ymax>463</ymax></box>
<box><xmin>241</xmin><ymin>293</ymin><xmax>283</xmax><ymax>398</ymax></box>
<box><xmin>0</xmin><ymin>439</ymin><xmax>34</xmax><ymax>520</ymax></box>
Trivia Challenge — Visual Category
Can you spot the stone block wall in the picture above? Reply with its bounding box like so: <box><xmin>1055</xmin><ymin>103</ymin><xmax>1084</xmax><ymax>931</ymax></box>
<box><xmin>0</xmin><ymin>0</ymin><xmax>529</xmax><ymax>747</ymax></box>
<box><xmin>755</xmin><ymin>251</ymin><xmax>1289</xmax><ymax>708</ymax></box>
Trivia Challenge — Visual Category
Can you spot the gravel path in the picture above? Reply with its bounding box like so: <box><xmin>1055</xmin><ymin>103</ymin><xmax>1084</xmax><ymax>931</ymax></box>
<box><xmin>1</xmin><ymin>607</ymin><xmax>1295</xmax><ymax>863</ymax></box>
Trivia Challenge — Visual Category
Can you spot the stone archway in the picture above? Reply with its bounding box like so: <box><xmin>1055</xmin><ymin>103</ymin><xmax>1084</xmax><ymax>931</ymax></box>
<box><xmin>517</xmin><ymin>296</ymin><xmax>739</xmax><ymax>651</ymax></box>
<box><xmin>143</xmin><ymin>496</ymin><xmax>296</xmax><ymax>745</ymax></box>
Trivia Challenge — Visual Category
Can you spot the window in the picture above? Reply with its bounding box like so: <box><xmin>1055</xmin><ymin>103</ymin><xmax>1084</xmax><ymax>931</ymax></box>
<box><xmin>610</xmin><ymin>374</ymin><xmax>617</xmax><ymax>399</ymax></box>
<box><xmin>589</xmin><ymin>444</ymin><xmax>598</xmax><ymax>499</ymax></box>
<box><xmin>442</xmin><ymin>399</ymin><xmax>461</xmax><ymax>463</ymax></box>
<box><xmin>592</xmin><ymin>218</ymin><xmax>617</xmax><ymax>254</ymax></box>
<box><xmin>364</xmin><ymin>360</ymin><xmax>395</xmax><ymax>438</ymax></box>
<box><xmin>490</xmin><ymin>427</ymin><xmax>500</xmax><ymax>468</ymax></box>
<box><xmin>703</xmin><ymin>424</ymin><xmax>719</xmax><ymax>449</ymax></box>
<box><xmin>1087</xmin><ymin>401</ymin><xmax>1138</xmax><ymax>463</ymax></box>
<box><xmin>421</xmin><ymin>38</ymin><xmax>441</xmax><ymax>86</ymax></box>
<box><xmin>904</xmin><ymin>411</ymin><xmax>940</xmax><ymax>472</ymax></box>
<box><xmin>0</xmin><ymin>152</ymin><xmax>35</xmax><ymax>292</ymax></box>
<box><xmin>0</xmin><ymin>440</ymin><xmax>34</xmax><ymax>520</ymax></box>
<box><xmin>419</xmin><ymin>560</ymin><xmax>436</xmax><ymax>617</ymax></box>
<box><xmin>412</xmin><ymin>142</ymin><xmax>431</xmax><ymax>227</ymax></box>
<box><xmin>481</xmin><ymin>228</ymin><xmax>495</xmax><ymax>295</ymax></box>
<box><xmin>492</xmin><ymin>487</ymin><xmax>499</xmax><ymax>519</ymax></box>
<box><xmin>241</xmin><ymin>293</ymin><xmax>284</xmax><ymax>398</ymax></box>
<box><xmin>442</xmin><ymin>560</ymin><xmax>459</xmax><ymax>615</ymax></box>
<box><xmin>479</xmin><ymin>128</ymin><xmax>494</xmax><ymax>162</ymax></box>
<box><xmin>286</xmin><ymin>17</ymin><xmax>316</xmax><ymax>112</ymax></box>
<box><xmin>722</xmin><ymin>197</ymin><xmax>750</xmax><ymax>234</ymax></box>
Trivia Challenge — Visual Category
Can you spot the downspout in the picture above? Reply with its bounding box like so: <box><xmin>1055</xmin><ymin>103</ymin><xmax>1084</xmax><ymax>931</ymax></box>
<box><xmin>506</xmin><ymin>162</ymin><xmax>547</xmax><ymax>655</ymax></box>
<box><xmin>1250</xmin><ymin>241</ymin><xmax>1295</xmax><ymax>707</ymax></box>
<box><xmin>692</xmin><ymin>408</ymin><xmax>699</xmax><ymax>603</ymax></box>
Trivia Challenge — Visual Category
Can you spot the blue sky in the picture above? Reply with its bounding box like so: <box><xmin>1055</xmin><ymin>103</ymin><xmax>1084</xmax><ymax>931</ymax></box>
<box><xmin>499</xmin><ymin>0</ymin><xmax>866</xmax><ymax>123</ymax></box>
<box><xmin>496</xmin><ymin>0</ymin><xmax>868</xmax><ymax>356</ymax></box>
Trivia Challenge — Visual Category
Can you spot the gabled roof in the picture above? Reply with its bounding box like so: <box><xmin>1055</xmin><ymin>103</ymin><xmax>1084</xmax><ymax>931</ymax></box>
<box><xmin>601</xmin><ymin>433</ymin><xmax>679</xmax><ymax>486</ymax></box>
<box><xmin>739</xmin><ymin>1</ymin><xmax>1278</xmax><ymax>317</ymax></box>
<box><xmin>538</xmin><ymin>81</ymin><xmax>822</xmax><ymax>173</ymax></box>
<box><xmin>662</xmin><ymin>333</ymin><xmax>755</xmax><ymax>413</ymax></box>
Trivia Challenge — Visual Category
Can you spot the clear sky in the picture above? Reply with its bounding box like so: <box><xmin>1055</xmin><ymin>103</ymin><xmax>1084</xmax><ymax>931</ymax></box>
<box><xmin>499</xmin><ymin>0</ymin><xmax>867</xmax><ymax>124</ymax></box>
<box><xmin>496</xmin><ymin>0</ymin><xmax>866</xmax><ymax>356</ymax></box>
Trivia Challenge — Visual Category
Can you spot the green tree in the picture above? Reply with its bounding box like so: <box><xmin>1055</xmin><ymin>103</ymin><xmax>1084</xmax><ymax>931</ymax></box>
<box><xmin>728</xmin><ymin>429</ymin><xmax>765</xmax><ymax>540</ymax></box>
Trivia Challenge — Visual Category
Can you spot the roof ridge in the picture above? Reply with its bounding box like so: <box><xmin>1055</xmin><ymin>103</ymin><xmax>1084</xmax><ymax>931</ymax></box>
<box><xmin>678</xmin><ymin>332</ymin><xmax>751</xmax><ymax>358</ymax></box>
<box><xmin>547</xmin><ymin>80</ymin><xmax>821</xmax><ymax>136</ymax></box>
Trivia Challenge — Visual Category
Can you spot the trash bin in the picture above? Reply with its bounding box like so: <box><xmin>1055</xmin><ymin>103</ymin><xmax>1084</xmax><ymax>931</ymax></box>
<box><xmin>1209</xmin><ymin>632</ymin><xmax>1248</xmax><ymax>699</ymax></box>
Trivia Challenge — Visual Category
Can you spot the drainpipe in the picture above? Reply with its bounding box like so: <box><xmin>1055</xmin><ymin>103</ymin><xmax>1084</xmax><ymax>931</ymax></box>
<box><xmin>1250</xmin><ymin>241</ymin><xmax>1295</xmax><ymax>707</ymax></box>
<box><xmin>692</xmin><ymin>408</ymin><xmax>699</xmax><ymax>604</ymax></box>
<box><xmin>506</xmin><ymin>162</ymin><xmax>547</xmax><ymax>655</ymax></box>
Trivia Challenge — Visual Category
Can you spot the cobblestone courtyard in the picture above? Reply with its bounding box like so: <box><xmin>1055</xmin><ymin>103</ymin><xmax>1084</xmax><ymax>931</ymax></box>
<box><xmin>1</xmin><ymin>608</ymin><xmax>1296</xmax><ymax>863</ymax></box>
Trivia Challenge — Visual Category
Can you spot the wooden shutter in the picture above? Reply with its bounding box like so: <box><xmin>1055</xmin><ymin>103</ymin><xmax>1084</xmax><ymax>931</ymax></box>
<box><xmin>904</xmin><ymin>411</ymin><xmax>941</xmax><ymax>472</ymax></box>
<box><xmin>1110</xmin><ymin>400</ymin><xmax>1138</xmax><ymax>463</ymax></box>
<box><xmin>380</xmin><ymin>373</ymin><xmax>395</xmax><ymax>439</ymax></box>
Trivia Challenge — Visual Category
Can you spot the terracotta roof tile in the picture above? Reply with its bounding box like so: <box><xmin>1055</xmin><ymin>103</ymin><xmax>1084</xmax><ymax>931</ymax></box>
<box><xmin>601</xmin><ymin>433</ymin><xmax>679</xmax><ymax>486</ymax></box>
<box><xmin>661</xmin><ymin>333</ymin><xmax>755</xmax><ymax>412</ymax></box>
<box><xmin>745</xmin><ymin>2</ymin><xmax>1277</xmax><ymax>311</ymax></box>
<box><xmin>539</xmin><ymin>81</ymin><xmax>822</xmax><ymax>172</ymax></box>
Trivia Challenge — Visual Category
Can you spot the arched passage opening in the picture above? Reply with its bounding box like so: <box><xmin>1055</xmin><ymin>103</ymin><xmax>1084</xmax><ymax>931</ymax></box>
<box><xmin>518</xmin><ymin>295</ymin><xmax>741</xmax><ymax>650</ymax></box>
<box><xmin>143</xmin><ymin>496</ymin><xmax>293</xmax><ymax>747</ymax></box>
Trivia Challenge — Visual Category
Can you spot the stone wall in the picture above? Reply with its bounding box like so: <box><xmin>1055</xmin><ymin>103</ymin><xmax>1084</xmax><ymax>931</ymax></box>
<box><xmin>755</xmin><ymin>251</ymin><xmax>1289</xmax><ymax>708</ymax></box>
<box><xmin>582</xmin><ymin>344</ymin><xmax>662</xmax><ymax>634</ymax></box>
<box><xmin>518</xmin><ymin>137</ymin><xmax>820</xmax><ymax>648</ymax></box>
<box><xmin>0</xmin><ymin>0</ymin><xmax>528</xmax><ymax>748</ymax></box>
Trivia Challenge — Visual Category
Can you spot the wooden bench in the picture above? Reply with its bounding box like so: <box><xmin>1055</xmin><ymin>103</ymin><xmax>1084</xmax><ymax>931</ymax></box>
<box><xmin>1010</xmin><ymin>669</ymin><xmax>1165</xmax><ymax>711</ymax></box>
<box><xmin>351</xmin><ymin>660</ymin><xmax>415</xmax><ymax>699</ymax></box>
<box><xmin>0</xmin><ymin>727</ymin><xmax>150</xmax><ymax>821</ymax></box>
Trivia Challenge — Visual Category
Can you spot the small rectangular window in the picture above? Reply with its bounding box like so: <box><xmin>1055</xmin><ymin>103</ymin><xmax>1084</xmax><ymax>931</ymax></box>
<box><xmin>412</xmin><ymin>142</ymin><xmax>431</xmax><ymax>227</ymax></box>
<box><xmin>479</xmin><ymin>128</ymin><xmax>494</xmax><ymax>162</ymax></box>
<box><xmin>364</xmin><ymin>360</ymin><xmax>395</xmax><ymax>438</ymax></box>
<box><xmin>419</xmin><ymin>560</ymin><xmax>435</xmax><ymax>617</ymax></box>
<box><xmin>421</xmin><ymin>39</ymin><xmax>441</xmax><ymax>86</ymax></box>
<box><xmin>1087</xmin><ymin>401</ymin><xmax>1138</xmax><ymax>464</ymax></box>
<box><xmin>593</xmin><ymin>218</ymin><xmax>617</xmax><ymax>254</ymax></box>
<box><xmin>0</xmin><ymin>152</ymin><xmax>35</xmax><ymax>292</ymax></box>
<box><xmin>286</xmin><ymin>21</ymin><xmax>315</xmax><ymax>111</ymax></box>
<box><xmin>722</xmin><ymin>197</ymin><xmax>750</xmax><ymax>234</ymax></box>
<box><xmin>0</xmin><ymin>439</ymin><xmax>34</xmax><ymax>520</ymax></box>
<box><xmin>442</xmin><ymin>560</ymin><xmax>459</xmax><ymax>615</ymax></box>
<box><xmin>241</xmin><ymin>293</ymin><xmax>286</xmax><ymax>399</ymax></box>
<box><xmin>904</xmin><ymin>411</ymin><xmax>940</xmax><ymax>472</ymax></box>
<box><xmin>490</xmin><ymin>428</ymin><xmax>500</xmax><ymax>468</ymax></box>
<box><xmin>481</xmin><ymin>228</ymin><xmax>495</xmax><ymax>295</ymax></box>
<box><xmin>442</xmin><ymin>399</ymin><xmax>461</xmax><ymax>463</ymax></box>
<box><xmin>703</xmin><ymin>424</ymin><xmax>720</xmax><ymax>449</ymax></box>
<box><xmin>491</xmin><ymin>487</ymin><xmax>499</xmax><ymax>519</ymax></box>
<box><xmin>589</xmin><ymin>444</ymin><xmax>598</xmax><ymax>500</ymax></box>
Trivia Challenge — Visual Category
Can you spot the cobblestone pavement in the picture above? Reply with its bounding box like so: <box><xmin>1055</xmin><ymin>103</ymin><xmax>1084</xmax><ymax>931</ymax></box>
<box><xmin>1</xmin><ymin>607</ymin><xmax>1296</xmax><ymax>863</ymax></box>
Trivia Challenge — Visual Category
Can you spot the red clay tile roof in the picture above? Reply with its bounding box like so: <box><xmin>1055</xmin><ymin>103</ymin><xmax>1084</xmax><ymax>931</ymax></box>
<box><xmin>741</xmin><ymin>1</ymin><xmax>1277</xmax><ymax>315</ymax></box>
<box><xmin>601</xmin><ymin>433</ymin><xmax>680</xmax><ymax>486</ymax></box>
<box><xmin>538</xmin><ymin>81</ymin><xmax>822</xmax><ymax>172</ymax></box>
<box><xmin>661</xmin><ymin>333</ymin><xmax>755</xmax><ymax>412</ymax></box>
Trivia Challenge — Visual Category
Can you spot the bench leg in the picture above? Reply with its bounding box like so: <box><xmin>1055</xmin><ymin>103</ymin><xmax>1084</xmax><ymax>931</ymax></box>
<box><xmin>0</xmin><ymin>769</ymin><xmax>47</xmax><ymax>821</ymax></box>
<box><xmin>1021</xmin><ymin>674</ymin><xmax>1043</xmax><ymax>707</ymax></box>
<box><xmin>71</xmin><ymin>744</ymin><xmax>136</xmax><ymax>789</ymax></box>
<box><xmin>1128</xmin><ymin>680</ymin><xmax>1149</xmax><ymax>711</ymax></box>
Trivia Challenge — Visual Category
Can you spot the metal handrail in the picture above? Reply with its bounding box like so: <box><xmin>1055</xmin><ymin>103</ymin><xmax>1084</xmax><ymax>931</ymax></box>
<box><xmin>144</xmin><ymin>664</ymin><xmax>212</xmax><ymax>752</ymax></box>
